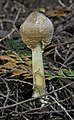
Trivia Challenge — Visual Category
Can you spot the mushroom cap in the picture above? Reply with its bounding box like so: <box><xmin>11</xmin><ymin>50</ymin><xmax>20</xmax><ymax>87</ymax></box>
<box><xmin>20</xmin><ymin>12</ymin><xmax>54</xmax><ymax>49</ymax></box>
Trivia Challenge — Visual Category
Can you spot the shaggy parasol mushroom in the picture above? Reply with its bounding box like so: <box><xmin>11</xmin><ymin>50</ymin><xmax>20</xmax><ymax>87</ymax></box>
<box><xmin>20</xmin><ymin>12</ymin><xmax>54</xmax><ymax>98</ymax></box>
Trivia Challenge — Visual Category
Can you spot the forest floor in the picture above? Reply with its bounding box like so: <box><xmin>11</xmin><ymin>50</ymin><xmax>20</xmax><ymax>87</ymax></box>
<box><xmin>0</xmin><ymin>0</ymin><xmax>74</xmax><ymax>120</ymax></box>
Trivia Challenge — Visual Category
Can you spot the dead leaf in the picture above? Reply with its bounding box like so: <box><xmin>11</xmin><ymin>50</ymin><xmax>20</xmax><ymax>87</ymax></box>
<box><xmin>46</xmin><ymin>9</ymin><xmax>69</xmax><ymax>17</ymax></box>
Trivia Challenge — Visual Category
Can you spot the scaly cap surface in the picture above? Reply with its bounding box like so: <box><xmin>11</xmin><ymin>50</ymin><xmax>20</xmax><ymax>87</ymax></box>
<box><xmin>20</xmin><ymin>12</ymin><xmax>54</xmax><ymax>49</ymax></box>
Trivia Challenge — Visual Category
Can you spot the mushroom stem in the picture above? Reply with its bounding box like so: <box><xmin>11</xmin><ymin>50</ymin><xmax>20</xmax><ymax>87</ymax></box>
<box><xmin>32</xmin><ymin>42</ymin><xmax>45</xmax><ymax>97</ymax></box>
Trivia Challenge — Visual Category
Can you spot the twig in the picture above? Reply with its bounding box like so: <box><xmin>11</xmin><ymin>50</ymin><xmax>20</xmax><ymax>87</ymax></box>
<box><xmin>2</xmin><ymin>79</ymin><xmax>10</xmax><ymax>106</ymax></box>
<box><xmin>4</xmin><ymin>0</ymin><xmax>9</xmax><ymax>11</ymax></box>
<box><xmin>69</xmin><ymin>0</ymin><xmax>73</xmax><ymax>4</ymax></box>
<box><xmin>13</xmin><ymin>8</ymin><xmax>21</xmax><ymax>24</ymax></box>
<box><xmin>15</xmin><ymin>88</ymin><xmax>18</xmax><ymax>112</ymax></box>
<box><xmin>58</xmin><ymin>0</ymin><xmax>66</xmax><ymax>7</ymax></box>
<box><xmin>2</xmin><ymin>19</ymin><xmax>13</xmax><ymax>23</ymax></box>
<box><xmin>0</xmin><ymin>81</ymin><xmax>74</xmax><ymax>110</ymax></box>
<box><xmin>1</xmin><ymin>78</ymin><xmax>10</xmax><ymax>115</ymax></box>
<box><xmin>0</xmin><ymin>20</ymin><xmax>3</xmax><ymax>30</ymax></box>
<box><xmin>13</xmin><ymin>0</ymin><xmax>26</xmax><ymax>13</ymax></box>
<box><xmin>15</xmin><ymin>96</ymin><xmax>71</xmax><ymax>114</ymax></box>
<box><xmin>0</xmin><ymin>28</ymin><xmax>16</xmax><ymax>42</ymax></box>
<box><xmin>0</xmin><ymin>30</ymin><xmax>9</xmax><ymax>37</ymax></box>
<box><xmin>63</xmin><ymin>50</ymin><xmax>74</xmax><ymax>65</ymax></box>
<box><xmin>0</xmin><ymin>92</ymin><xmax>16</xmax><ymax>103</ymax></box>
<box><xmin>25</xmin><ymin>109</ymin><xmax>74</xmax><ymax>115</ymax></box>
<box><xmin>55</xmin><ymin>47</ymin><xmax>65</xmax><ymax>61</ymax></box>
<box><xmin>49</xmin><ymin>95</ymin><xmax>73</xmax><ymax>120</ymax></box>
<box><xmin>23</xmin><ymin>115</ymin><xmax>30</xmax><ymax>120</ymax></box>
<box><xmin>67</xmin><ymin>60</ymin><xmax>74</xmax><ymax>66</ymax></box>
<box><xmin>5</xmin><ymin>78</ymin><xmax>33</xmax><ymax>86</ymax></box>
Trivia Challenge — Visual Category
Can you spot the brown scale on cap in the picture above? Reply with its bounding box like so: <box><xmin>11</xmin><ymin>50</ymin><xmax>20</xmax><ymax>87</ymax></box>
<box><xmin>20</xmin><ymin>12</ymin><xmax>54</xmax><ymax>49</ymax></box>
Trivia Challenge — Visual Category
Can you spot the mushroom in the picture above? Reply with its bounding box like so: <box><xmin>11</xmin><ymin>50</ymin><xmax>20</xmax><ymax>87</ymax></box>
<box><xmin>20</xmin><ymin>12</ymin><xmax>54</xmax><ymax>98</ymax></box>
